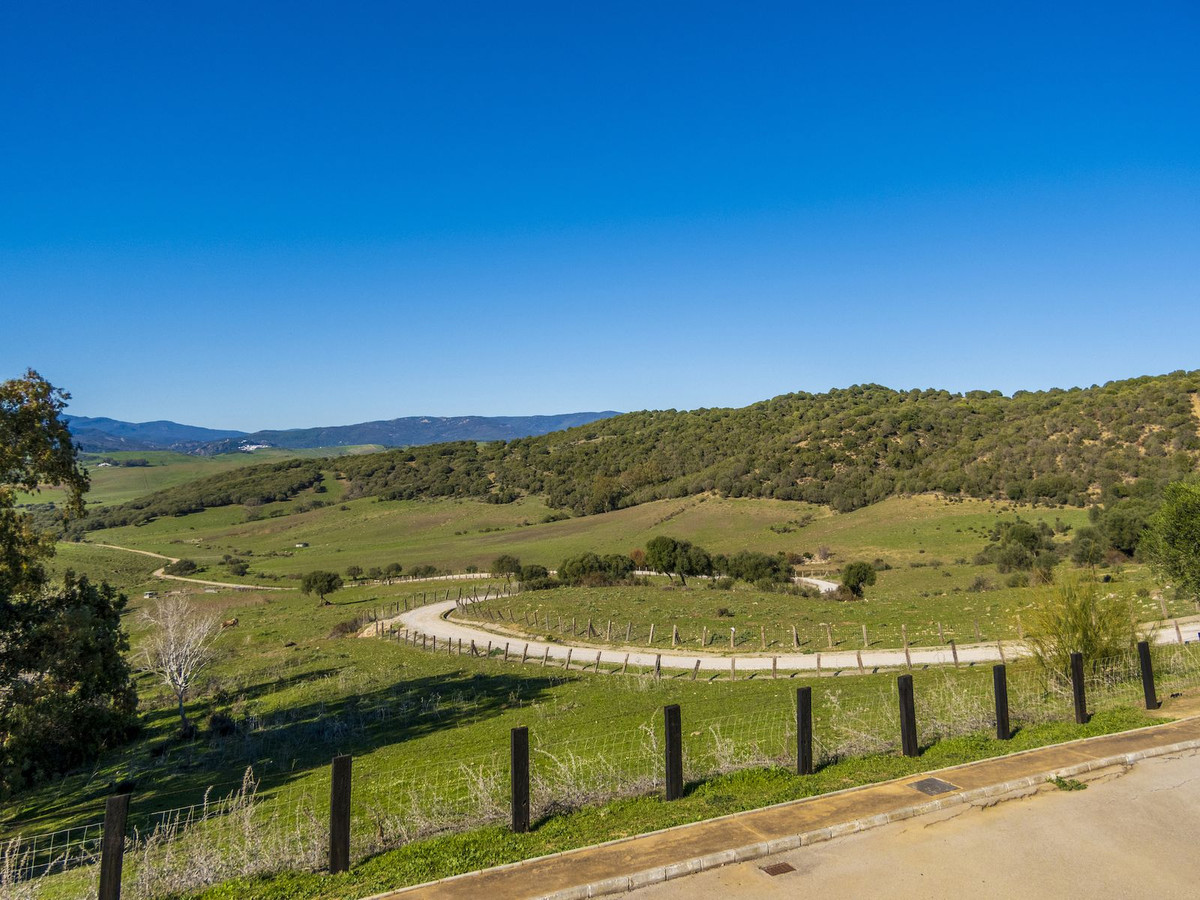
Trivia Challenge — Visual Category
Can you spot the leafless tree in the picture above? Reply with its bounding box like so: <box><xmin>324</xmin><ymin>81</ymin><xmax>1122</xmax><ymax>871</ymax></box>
<box><xmin>140</xmin><ymin>595</ymin><xmax>220</xmax><ymax>736</ymax></box>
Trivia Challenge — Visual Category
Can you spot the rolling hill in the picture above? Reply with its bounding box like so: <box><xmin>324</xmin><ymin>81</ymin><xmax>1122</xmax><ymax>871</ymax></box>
<box><xmin>80</xmin><ymin>371</ymin><xmax>1200</xmax><ymax>531</ymax></box>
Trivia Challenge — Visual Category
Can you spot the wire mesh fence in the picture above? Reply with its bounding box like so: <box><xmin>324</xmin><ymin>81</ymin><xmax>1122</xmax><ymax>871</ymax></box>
<box><xmin>9</xmin><ymin>643</ymin><xmax>1200</xmax><ymax>899</ymax></box>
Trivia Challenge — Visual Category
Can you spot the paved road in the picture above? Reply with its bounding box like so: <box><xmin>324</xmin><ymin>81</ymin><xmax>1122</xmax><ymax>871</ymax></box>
<box><xmin>383</xmin><ymin>598</ymin><xmax>1200</xmax><ymax>674</ymax></box>
<box><xmin>627</xmin><ymin>749</ymin><xmax>1200</xmax><ymax>899</ymax></box>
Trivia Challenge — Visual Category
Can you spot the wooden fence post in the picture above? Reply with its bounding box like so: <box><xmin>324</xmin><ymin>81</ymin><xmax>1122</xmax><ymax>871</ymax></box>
<box><xmin>901</xmin><ymin>624</ymin><xmax>912</xmax><ymax>669</ymax></box>
<box><xmin>329</xmin><ymin>755</ymin><xmax>351</xmax><ymax>874</ymax></box>
<box><xmin>898</xmin><ymin>674</ymin><xmax>919</xmax><ymax>757</ymax></box>
<box><xmin>692</xmin><ymin>659</ymin><xmax>701</xmax><ymax>680</ymax></box>
<box><xmin>1138</xmin><ymin>641</ymin><xmax>1159</xmax><ymax>709</ymax></box>
<box><xmin>98</xmin><ymin>792</ymin><xmax>130</xmax><ymax>900</ymax></box>
<box><xmin>1070</xmin><ymin>651</ymin><xmax>1089</xmax><ymax>724</ymax></box>
<box><xmin>993</xmin><ymin>664</ymin><xmax>1010</xmax><ymax>740</ymax></box>
<box><xmin>664</xmin><ymin>705</ymin><xmax>683</xmax><ymax>801</ymax></box>
<box><xmin>797</xmin><ymin>687</ymin><xmax>813</xmax><ymax>775</ymax></box>
<box><xmin>510</xmin><ymin>727</ymin><xmax>530</xmax><ymax>833</ymax></box>
<box><xmin>949</xmin><ymin>639</ymin><xmax>959</xmax><ymax>668</ymax></box>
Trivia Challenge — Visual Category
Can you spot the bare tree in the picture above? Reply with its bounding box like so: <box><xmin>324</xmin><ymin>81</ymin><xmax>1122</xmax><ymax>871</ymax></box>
<box><xmin>140</xmin><ymin>596</ymin><xmax>220</xmax><ymax>737</ymax></box>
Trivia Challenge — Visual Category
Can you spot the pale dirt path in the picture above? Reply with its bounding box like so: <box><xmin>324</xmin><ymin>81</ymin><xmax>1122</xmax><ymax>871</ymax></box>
<box><xmin>371</xmin><ymin>597</ymin><xmax>1200</xmax><ymax>675</ymax></box>
<box><xmin>375</xmin><ymin>598</ymin><xmax>1019</xmax><ymax>672</ymax></box>
<box><xmin>85</xmin><ymin>541</ymin><xmax>291</xmax><ymax>591</ymax></box>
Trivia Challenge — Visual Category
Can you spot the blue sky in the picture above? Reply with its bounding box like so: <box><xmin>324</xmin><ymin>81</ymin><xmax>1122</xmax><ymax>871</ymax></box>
<box><xmin>2</xmin><ymin>1</ymin><xmax>1197</xmax><ymax>431</ymax></box>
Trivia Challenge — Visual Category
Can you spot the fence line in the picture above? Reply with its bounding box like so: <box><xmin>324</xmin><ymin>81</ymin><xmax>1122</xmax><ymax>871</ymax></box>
<box><xmin>12</xmin><ymin>641</ymin><xmax>1200</xmax><ymax>898</ymax></box>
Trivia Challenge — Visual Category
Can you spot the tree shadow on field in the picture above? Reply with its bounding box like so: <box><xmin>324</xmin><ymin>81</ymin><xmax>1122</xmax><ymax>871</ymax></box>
<box><xmin>121</xmin><ymin>669</ymin><xmax>560</xmax><ymax>827</ymax></box>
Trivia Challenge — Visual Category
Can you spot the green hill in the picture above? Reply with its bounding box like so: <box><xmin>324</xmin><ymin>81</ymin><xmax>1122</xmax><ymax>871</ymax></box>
<box><xmin>83</xmin><ymin>371</ymin><xmax>1200</xmax><ymax>530</ymax></box>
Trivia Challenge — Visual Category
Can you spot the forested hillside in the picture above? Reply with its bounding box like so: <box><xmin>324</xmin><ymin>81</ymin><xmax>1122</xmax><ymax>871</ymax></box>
<box><xmin>82</xmin><ymin>372</ymin><xmax>1200</xmax><ymax>527</ymax></box>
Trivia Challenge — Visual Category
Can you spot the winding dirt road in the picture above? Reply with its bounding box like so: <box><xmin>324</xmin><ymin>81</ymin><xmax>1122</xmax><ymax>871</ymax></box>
<box><xmin>86</xmin><ymin>542</ymin><xmax>291</xmax><ymax>591</ymax></box>
<box><xmin>372</xmin><ymin>597</ymin><xmax>1200</xmax><ymax>676</ymax></box>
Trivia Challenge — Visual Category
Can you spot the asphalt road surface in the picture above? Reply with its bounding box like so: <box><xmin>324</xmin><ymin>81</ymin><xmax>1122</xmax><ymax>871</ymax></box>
<box><xmin>627</xmin><ymin>750</ymin><xmax>1200</xmax><ymax>899</ymax></box>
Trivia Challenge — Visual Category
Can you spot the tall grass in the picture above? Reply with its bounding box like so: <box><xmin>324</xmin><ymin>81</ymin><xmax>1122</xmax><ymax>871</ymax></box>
<box><xmin>1024</xmin><ymin>577</ymin><xmax>1142</xmax><ymax>684</ymax></box>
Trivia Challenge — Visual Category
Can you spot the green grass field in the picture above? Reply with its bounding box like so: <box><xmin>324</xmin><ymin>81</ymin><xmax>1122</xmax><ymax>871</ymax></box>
<box><xmin>13</xmin><ymin>446</ymin><xmax>385</xmax><ymax>509</ymax></box>
<box><xmin>79</xmin><ymin>490</ymin><xmax>1086</xmax><ymax>577</ymax></box>
<box><xmin>459</xmin><ymin>560</ymin><xmax>1174</xmax><ymax>650</ymax></box>
<box><xmin>6</xmin><ymin>490</ymin><xmax>1195</xmax><ymax>898</ymax></box>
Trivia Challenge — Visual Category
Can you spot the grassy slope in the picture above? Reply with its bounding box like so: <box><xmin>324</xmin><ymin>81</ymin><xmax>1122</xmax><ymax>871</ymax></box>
<box><xmin>14</xmin><ymin>447</ymin><xmax>384</xmax><ymax>509</ymax></box>
<box><xmin>5</xmin><ymin>488</ymin><xmax>1188</xmax><ymax>898</ymax></box>
<box><xmin>80</xmin><ymin>491</ymin><xmax>1186</xmax><ymax>628</ymax></box>
<box><xmin>78</xmin><ymin>491</ymin><xmax>1075</xmax><ymax>575</ymax></box>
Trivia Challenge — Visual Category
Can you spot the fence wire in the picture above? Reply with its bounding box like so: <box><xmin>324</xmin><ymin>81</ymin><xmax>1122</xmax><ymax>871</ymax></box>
<box><xmin>11</xmin><ymin>646</ymin><xmax>1200</xmax><ymax>898</ymax></box>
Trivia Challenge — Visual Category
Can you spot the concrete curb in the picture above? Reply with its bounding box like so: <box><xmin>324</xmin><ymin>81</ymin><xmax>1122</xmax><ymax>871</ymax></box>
<box><xmin>367</xmin><ymin>726</ymin><xmax>1200</xmax><ymax>900</ymax></box>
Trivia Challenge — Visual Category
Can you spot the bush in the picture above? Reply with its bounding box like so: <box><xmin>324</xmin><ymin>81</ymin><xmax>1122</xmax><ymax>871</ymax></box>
<box><xmin>968</xmin><ymin>575</ymin><xmax>994</xmax><ymax>593</ymax></box>
<box><xmin>1006</xmin><ymin>572</ymin><xmax>1030</xmax><ymax>588</ymax></box>
<box><xmin>715</xmin><ymin>607</ymin><xmax>734</xmax><ymax>618</ymax></box>
<box><xmin>708</xmin><ymin>577</ymin><xmax>735</xmax><ymax>591</ymax></box>
<box><xmin>163</xmin><ymin>558</ymin><xmax>198</xmax><ymax>576</ymax></box>
<box><xmin>1024</xmin><ymin>578</ymin><xmax>1140</xmax><ymax>684</ymax></box>
<box><xmin>207</xmin><ymin>711</ymin><xmax>239</xmax><ymax>738</ymax></box>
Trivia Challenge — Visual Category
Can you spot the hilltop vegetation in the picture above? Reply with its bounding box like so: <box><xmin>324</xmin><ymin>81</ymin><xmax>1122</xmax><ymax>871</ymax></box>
<box><xmin>81</xmin><ymin>371</ymin><xmax>1200</xmax><ymax>528</ymax></box>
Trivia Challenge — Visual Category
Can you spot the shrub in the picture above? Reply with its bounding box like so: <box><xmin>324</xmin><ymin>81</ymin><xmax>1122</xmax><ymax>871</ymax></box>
<box><xmin>1006</xmin><ymin>572</ymin><xmax>1030</xmax><ymax>588</ymax></box>
<box><xmin>715</xmin><ymin>607</ymin><xmax>734</xmax><ymax>618</ymax></box>
<box><xmin>163</xmin><ymin>559</ymin><xmax>198</xmax><ymax>576</ymax></box>
<box><xmin>1024</xmin><ymin>578</ymin><xmax>1141</xmax><ymax>684</ymax></box>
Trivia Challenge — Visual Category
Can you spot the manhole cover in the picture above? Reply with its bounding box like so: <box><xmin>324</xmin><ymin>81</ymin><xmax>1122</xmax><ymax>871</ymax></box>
<box><xmin>910</xmin><ymin>777</ymin><xmax>959</xmax><ymax>795</ymax></box>
<box><xmin>761</xmin><ymin>862</ymin><xmax>796</xmax><ymax>876</ymax></box>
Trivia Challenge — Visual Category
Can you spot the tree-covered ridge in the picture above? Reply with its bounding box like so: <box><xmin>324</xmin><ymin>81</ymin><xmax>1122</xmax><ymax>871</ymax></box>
<box><xmin>85</xmin><ymin>371</ymin><xmax>1200</xmax><ymax>524</ymax></box>
<box><xmin>337</xmin><ymin>371</ymin><xmax>1200</xmax><ymax>513</ymax></box>
<box><xmin>83</xmin><ymin>458</ymin><xmax>325</xmax><ymax>529</ymax></box>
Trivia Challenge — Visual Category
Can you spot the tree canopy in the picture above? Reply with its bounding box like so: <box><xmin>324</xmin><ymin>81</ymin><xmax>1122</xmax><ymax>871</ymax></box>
<box><xmin>644</xmin><ymin>536</ymin><xmax>712</xmax><ymax>586</ymax></box>
<box><xmin>1</xmin><ymin>371</ymin><xmax>137</xmax><ymax>793</ymax></box>
<box><xmin>301</xmin><ymin>570</ymin><xmax>344</xmax><ymax>603</ymax></box>
<box><xmin>1141</xmin><ymin>481</ymin><xmax>1200</xmax><ymax>600</ymax></box>
<box><xmin>841</xmin><ymin>561</ymin><xmax>877</xmax><ymax>598</ymax></box>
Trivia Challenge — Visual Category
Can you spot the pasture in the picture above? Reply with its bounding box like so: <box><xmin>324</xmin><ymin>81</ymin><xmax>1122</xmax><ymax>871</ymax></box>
<box><xmin>5</xmin><ymin>490</ymin><xmax>1193</xmax><ymax>898</ymax></box>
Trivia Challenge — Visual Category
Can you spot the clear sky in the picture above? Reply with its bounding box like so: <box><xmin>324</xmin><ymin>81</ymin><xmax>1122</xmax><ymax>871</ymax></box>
<box><xmin>2</xmin><ymin>1</ymin><xmax>1197</xmax><ymax>431</ymax></box>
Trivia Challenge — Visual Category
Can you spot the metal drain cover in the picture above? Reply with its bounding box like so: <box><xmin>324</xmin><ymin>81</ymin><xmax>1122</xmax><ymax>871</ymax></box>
<box><xmin>761</xmin><ymin>862</ymin><xmax>796</xmax><ymax>876</ymax></box>
<box><xmin>910</xmin><ymin>777</ymin><xmax>960</xmax><ymax>795</ymax></box>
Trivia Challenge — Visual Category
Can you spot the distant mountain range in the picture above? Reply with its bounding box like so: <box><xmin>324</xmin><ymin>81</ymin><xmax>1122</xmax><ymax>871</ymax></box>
<box><xmin>63</xmin><ymin>412</ymin><xmax>621</xmax><ymax>455</ymax></box>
